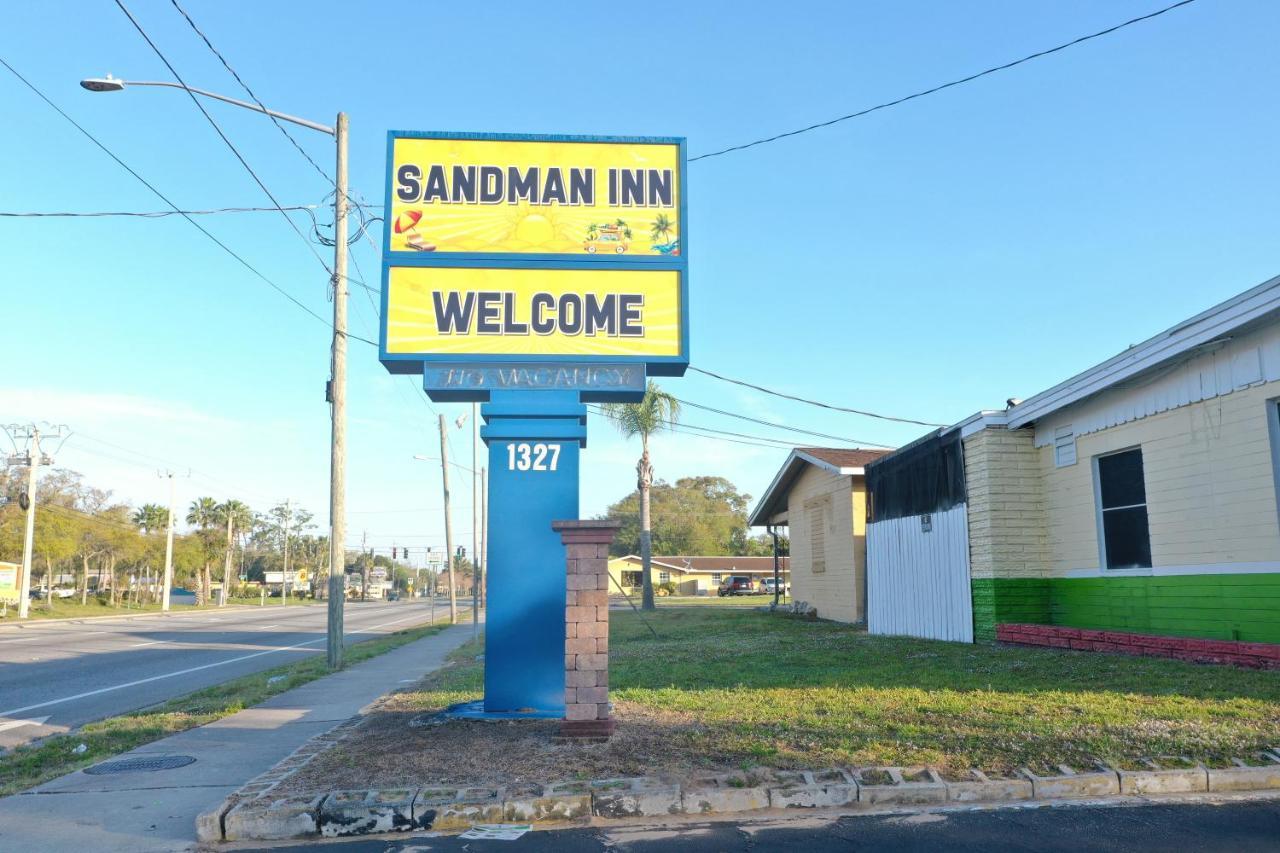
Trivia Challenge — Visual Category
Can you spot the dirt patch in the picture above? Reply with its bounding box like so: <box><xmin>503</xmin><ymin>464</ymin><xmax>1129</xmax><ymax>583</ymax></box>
<box><xmin>281</xmin><ymin>698</ymin><xmax>764</xmax><ymax>794</ymax></box>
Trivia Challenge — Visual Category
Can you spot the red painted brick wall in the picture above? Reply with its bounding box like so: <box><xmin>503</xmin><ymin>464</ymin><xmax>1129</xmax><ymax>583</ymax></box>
<box><xmin>996</xmin><ymin>623</ymin><xmax>1280</xmax><ymax>670</ymax></box>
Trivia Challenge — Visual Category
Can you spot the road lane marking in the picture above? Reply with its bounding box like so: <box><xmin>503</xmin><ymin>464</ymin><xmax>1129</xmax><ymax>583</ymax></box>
<box><xmin>0</xmin><ymin>612</ymin><xmax>444</xmax><ymax>719</ymax></box>
<box><xmin>0</xmin><ymin>715</ymin><xmax>51</xmax><ymax>733</ymax></box>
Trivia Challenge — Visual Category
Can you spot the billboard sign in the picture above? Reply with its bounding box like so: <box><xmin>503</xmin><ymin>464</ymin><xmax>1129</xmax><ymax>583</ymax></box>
<box><xmin>380</xmin><ymin>132</ymin><xmax>688</xmax><ymax>396</ymax></box>
<box><xmin>386</xmin><ymin>133</ymin><xmax>682</xmax><ymax>260</ymax></box>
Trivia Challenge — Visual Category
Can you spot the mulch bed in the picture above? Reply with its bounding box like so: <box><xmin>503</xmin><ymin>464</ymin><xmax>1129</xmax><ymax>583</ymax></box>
<box><xmin>281</xmin><ymin>697</ymin><xmax>742</xmax><ymax>794</ymax></box>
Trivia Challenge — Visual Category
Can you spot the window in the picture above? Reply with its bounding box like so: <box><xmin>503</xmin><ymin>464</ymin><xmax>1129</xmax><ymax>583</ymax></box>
<box><xmin>658</xmin><ymin>571</ymin><xmax>670</xmax><ymax>583</ymax></box>
<box><xmin>621</xmin><ymin>570</ymin><xmax>642</xmax><ymax>587</ymax></box>
<box><xmin>1095</xmin><ymin>447</ymin><xmax>1152</xmax><ymax>569</ymax></box>
<box><xmin>711</xmin><ymin>573</ymin><xmax>722</xmax><ymax>583</ymax></box>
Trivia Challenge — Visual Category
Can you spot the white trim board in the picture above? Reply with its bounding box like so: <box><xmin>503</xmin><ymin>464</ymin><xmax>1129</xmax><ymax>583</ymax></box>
<box><xmin>1060</xmin><ymin>562</ymin><xmax>1280</xmax><ymax>579</ymax></box>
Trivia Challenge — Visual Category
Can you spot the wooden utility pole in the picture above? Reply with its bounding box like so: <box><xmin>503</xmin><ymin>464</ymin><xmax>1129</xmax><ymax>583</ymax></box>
<box><xmin>16</xmin><ymin>427</ymin><xmax>40</xmax><ymax>620</ymax></box>
<box><xmin>439</xmin><ymin>414</ymin><xmax>458</xmax><ymax>624</ymax></box>
<box><xmin>281</xmin><ymin>499</ymin><xmax>292</xmax><ymax>606</ymax></box>
<box><xmin>327</xmin><ymin>111</ymin><xmax>349</xmax><ymax>669</ymax></box>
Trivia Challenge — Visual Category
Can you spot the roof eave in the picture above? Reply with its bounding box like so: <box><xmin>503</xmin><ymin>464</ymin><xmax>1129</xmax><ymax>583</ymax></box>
<box><xmin>1006</xmin><ymin>274</ymin><xmax>1280</xmax><ymax>428</ymax></box>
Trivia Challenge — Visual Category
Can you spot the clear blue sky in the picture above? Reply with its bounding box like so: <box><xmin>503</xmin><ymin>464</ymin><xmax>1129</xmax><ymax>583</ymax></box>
<box><xmin>3</xmin><ymin>0</ymin><xmax>1277</xmax><ymax>560</ymax></box>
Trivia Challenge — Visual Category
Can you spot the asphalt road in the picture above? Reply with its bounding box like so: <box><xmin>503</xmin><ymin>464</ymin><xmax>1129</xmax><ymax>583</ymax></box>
<box><xmin>0</xmin><ymin>598</ymin><xmax>459</xmax><ymax>749</ymax></box>
<box><xmin>233</xmin><ymin>799</ymin><xmax>1280</xmax><ymax>852</ymax></box>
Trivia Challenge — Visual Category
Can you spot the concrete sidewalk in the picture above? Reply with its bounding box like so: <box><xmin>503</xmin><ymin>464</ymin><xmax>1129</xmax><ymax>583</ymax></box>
<box><xmin>0</xmin><ymin>621</ymin><xmax>475</xmax><ymax>853</ymax></box>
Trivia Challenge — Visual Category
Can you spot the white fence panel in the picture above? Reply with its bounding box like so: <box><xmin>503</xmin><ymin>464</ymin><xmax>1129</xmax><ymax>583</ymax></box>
<box><xmin>867</xmin><ymin>504</ymin><xmax>973</xmax><ymax>643</ymax></box>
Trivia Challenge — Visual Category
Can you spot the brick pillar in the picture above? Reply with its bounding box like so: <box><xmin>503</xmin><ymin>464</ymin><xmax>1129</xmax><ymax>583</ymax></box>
<box><xmin>552</xmin><ymin>519</ymin><xmax>619</xmax><ymax>740</ymax></box>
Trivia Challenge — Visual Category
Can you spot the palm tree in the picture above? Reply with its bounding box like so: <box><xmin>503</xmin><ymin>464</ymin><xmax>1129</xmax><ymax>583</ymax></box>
<box><xmin>132</xmin><ymin>503</ymin><xmax>169</xmax><ymax>603</ymax></box>
<box><xmin>600</xmin><ymin>380</ymin><xmax>681</xmax><ymax>610</ymax></box>
<box><xmin>650</xmin><ymin>213</ymin><xmax>673</xmax><ymax>245</ymax></box>
<box><xmin>132</xmin><ymin>503</ymin><xmax>168</xmax><ymax>535</ymax></box>
<box><xmin>214</xmin><ymin>500</ymin><xmax>253</xmax><ymax>606</ymax></box>
<box><xmin>186</xmin><ymin>497</ymin><xmax>219</xmax><ymax>605</ymax></box>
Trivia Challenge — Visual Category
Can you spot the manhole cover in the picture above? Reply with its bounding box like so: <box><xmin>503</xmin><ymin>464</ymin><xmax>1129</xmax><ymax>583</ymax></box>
<box><xmin>84</xmin><ymin>755</ymin><xmax>196</xmax><ymax>774</ymax></box>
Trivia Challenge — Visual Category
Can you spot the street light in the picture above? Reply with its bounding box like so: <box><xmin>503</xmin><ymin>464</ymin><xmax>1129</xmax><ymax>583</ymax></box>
<box><xmin>82</xmin><ymin>73</ymin><xmax>350</xmax><ymax>669</ymax></box>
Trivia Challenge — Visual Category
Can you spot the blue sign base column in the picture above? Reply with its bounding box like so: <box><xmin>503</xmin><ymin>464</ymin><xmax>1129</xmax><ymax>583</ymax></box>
<box><xmin>476</xmin><ymin>390</ymin><xmax>585</xmax><ymax>717</ymax></box>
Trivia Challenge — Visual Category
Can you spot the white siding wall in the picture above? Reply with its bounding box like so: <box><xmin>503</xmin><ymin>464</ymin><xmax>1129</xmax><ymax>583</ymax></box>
<box><xmin>867</xmin><ymin>504</ymin><xmax>974</xmax><ymax>642</ymax></box>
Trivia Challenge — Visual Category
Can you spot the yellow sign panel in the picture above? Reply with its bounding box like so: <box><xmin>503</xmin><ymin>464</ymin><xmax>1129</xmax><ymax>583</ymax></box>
<box><xmin>389</xmin><ymin>137</ymin><xmax>681</xmax><ymax>256</ymax></box>
<box><xmin>385</xmin><ymin>267</ymin><xmax>682</xmax><ymax>358</ymax></box>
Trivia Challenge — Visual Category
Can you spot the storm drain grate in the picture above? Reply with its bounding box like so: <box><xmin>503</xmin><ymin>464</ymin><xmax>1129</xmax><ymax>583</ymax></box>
<box><xmin>84</xmin><ymin>754</ymin><xmax>196</xmax><ymax>774</ymax></box>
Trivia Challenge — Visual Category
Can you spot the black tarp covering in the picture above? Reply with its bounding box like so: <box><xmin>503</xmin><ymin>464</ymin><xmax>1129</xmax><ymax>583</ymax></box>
<box><xmin>865</xmin><ymin>429</ymin><xmax>966</xmax><ymax>522</ymax></box>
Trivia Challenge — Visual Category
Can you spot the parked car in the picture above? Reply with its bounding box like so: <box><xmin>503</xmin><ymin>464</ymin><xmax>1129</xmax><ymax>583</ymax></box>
<box><xmin>717</xmin><ymin>575</ymin><xmax>757</xmax><ymax>597</ymax></box>
<box><xmin>29</xmin><ymin>587</ymin><xmax>75</xmax><ymax>600</ymax></box>
<box><xmin>759</xmin><ymin>577</ymin><xmax>789</xmax><ymax>595</ymax></box>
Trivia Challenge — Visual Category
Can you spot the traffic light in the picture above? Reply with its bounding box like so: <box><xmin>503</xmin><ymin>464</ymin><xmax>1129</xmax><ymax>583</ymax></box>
<box><xmin>392</xmin><ymin>547</ymin><xmax>398</xmax><ymax>559</ymax></box>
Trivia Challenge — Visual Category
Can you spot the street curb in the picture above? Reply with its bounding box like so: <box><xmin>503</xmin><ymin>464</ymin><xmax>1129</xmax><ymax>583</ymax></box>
<box><xmin>196</xmin><ymin>752</ymin><xmax>1280</xmax><ymax>842</ymax></box>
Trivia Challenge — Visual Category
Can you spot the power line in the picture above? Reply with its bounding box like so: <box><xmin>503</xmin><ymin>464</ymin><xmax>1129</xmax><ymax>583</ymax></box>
<box><xmin>0</xmin><ymin>205</ymin><xmax>319</xmax><ymax>218</ymax></box>
<box><xmin>113</xmin><ymin>0</ymin><xmax>336</xmax><ymax>279</ymax></box>
<box><xmin>0</xmin><ymin>55</ymin><xmax>342</xmax><ymax>337</ymax></box>
<box><xmin>687</xmin><ymin>366</ymin><xmax>945</xmax><ymax>426</ymax></box>
<box><xmin>587</xmin><ymin>405</ymin><xmax>798</xmax><ymax>450</ymax></box>
<box><xmin>673</xmin><ymin>398</ymin><xmax>894</xmax><ymax>448</ymax></box>
<box><xmin>168</xmin><ymin>0</ymin><xmax>333</xmax><ymax>186</ymax></box>
<box><xmin>689</xmin><ymin>0</ymin><xmax>1201</xmax><ymax>162</ymax></box>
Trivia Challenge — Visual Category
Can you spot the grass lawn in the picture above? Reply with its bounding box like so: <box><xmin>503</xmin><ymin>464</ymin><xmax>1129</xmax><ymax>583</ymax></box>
<box><xmin>283</xmin><ymin>608</ymin><xmax>1280</xmax><ymax>792</ymax></box>
<box><xmin>0</xmin><ymin>618</ymin><xmax>449</xmax><ymax>795</ymax></box>
<box><xmin>1</xmin><ymin>597</ymin><xmax>318</xmax><ymax>622</ymax></box>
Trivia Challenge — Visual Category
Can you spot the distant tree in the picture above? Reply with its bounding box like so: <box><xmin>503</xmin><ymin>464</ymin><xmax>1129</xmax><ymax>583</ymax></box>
<box><xmin>603</xmin><ymin>475</ymin><xmax>761</xmax><ymax>558</ymax></box>
<box><xmin>214</xmin><ymin>500</ymin><xmax>254</xmax><ymax>605</ymax></box>
<box><xmin>600</xmin><ymin>381</ymin><xmax>681</xmax><ymax>611</ymax></box>
<box><xmin>186</xmin><ymin>497</ymin><xmax>220</xmax><ymax>605</ymax></box>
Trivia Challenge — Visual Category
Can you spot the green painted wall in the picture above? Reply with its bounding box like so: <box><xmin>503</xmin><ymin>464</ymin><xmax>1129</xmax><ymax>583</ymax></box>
<box><xmin>971</xmin><ymin>578</ymin><xmax>1049</xmax><ymax>642</ymax></box>
<box><xmin>973</xmin><ymin>573</ymin><xmax>1280</xmax><ymax>644</ymax></box>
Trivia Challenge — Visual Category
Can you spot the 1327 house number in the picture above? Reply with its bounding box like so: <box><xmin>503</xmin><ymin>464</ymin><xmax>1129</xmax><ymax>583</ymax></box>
<box><xmin>506</xmin><ymin>442</ymin><xmax>561</xmax><ymax>471</ymax></box>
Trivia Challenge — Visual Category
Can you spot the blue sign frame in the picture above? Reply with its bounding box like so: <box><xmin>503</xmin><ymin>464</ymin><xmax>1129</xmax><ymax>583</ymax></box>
<box><xmin>379</xmin><ymin>131</ymin><xmax>689</xmax><ymax>383</ymax></box>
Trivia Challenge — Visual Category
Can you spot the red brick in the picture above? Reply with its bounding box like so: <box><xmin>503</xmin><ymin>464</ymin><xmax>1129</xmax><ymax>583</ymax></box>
<box><xmin>597</xmin><ymin>703</ymin><xmax>611</xmax><ymax>719</ymax></box>
<box><xmin>566</xmin><ymin>638</ymin><xmax>596</xmax><ymax>655</ymax></box>
<box><xmin>1056</xmin><ymin>628</ymin><xmax>1083</xmax><ymax>640</ymax></box>
<box><xmin>1242</xmin><ymin>642</ymin><xmax>1280</xmax><ymax>659</ymax></box>
<box><xmin>566</xmin><ymin>622</ymin><xmax>577</xmax><ymax>639</ymax></box>
<box><xmin>576</xmin><ymin>621</ymin><xmax>606</xmax><ymax>639</ymax></box>
<box><xmin>1069</xmin><ymin>640</ymin><xmax>1090</xmax><ymax>650</ymax></box>
<box><xmin>565</xmin><ymin>703</ymin><xmax>597</xmax><ymax>721</ymax></box>
<box><xmin>577</xmin><ymin>589</ymin><xmax>608</xmax><ymax>608</ymax></box>
<box><xmin>577</xmin><ymin>653</ymin><xmax>607</xmax><ymax>671</ymax></box>
<box><xmin>595</xmin><ymin>636</ymin><xmax>609</xmax><ymax>654</ymax></box>
<box><xmin>564</xmin><ymin>688</ymin><xmax>577</xmax><ymax>704</ymax></box>
<box><xmin>577</xmin><ymin>686</ymin><xmax>608</xmax><ymax>704</ymax></box>
<box><xmin>567</xmin><ymin>669</ymin><xmax>598</xmax><ymax>688</ymax></box>
<box><xmin>567</xmin><ymin>574</ymin><xmax>597</xmax><ymax>591</ymax></box>
<box><xmin>565</xmin><ymin>605</ymin><xmax>593</xmax><ymax>622</ymax></box>
<box><xmin>567</xmin><ymin>543</ymin><xmax>598</xmax><ymax>560</ymax></box>
<box><xmin>565</xmin><ymin>590</ymin><xmax>578</xmax><ymax>606</ymax></box>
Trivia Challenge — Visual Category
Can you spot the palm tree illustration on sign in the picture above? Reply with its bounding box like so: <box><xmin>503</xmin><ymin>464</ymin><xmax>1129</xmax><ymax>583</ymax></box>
<box><xmin>650</xmin><ymin>213</ymin><xmax>679</xmax><ymax>255</ymax></box>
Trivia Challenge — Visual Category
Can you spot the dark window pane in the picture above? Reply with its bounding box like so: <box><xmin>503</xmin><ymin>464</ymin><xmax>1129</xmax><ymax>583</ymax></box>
<box><xmin>1098</xmin><ymin>448</ymin><xmax>1146</xmax><ymax>508</ymax></box>
<box><xmin>1103</xmin><ymin>506</ymin><xmax>1152</xmax><ymax>569</ymax></box>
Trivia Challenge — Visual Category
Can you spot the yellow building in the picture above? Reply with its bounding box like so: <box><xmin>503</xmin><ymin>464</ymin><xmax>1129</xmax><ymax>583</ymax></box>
<box><xmin>865</xmin><ymin>274</ymin><xmax>1280</xmax><ymax>649</ymax></box>
<box><xmin>607</xmin><ymin>554</ymin><xmax>789</xmax><ymax>597</ymax></box>
<box><xmin>748</xmin><ymin>448</ymin><xmax>889</xmax><ymax>623</ymax></box>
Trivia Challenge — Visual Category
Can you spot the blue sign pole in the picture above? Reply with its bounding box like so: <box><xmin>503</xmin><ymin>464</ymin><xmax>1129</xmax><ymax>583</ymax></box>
<box><xmin>479</xmin><ymin>390</ymin><xmax>586</xmax><ymax>716</ymax></box>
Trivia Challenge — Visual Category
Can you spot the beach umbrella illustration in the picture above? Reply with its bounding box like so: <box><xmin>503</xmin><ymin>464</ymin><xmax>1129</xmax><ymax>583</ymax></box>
<box><xmin>394</xmin><ymin>210</ymin><xmax>434</xmax><ymax>251</ymax></box>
